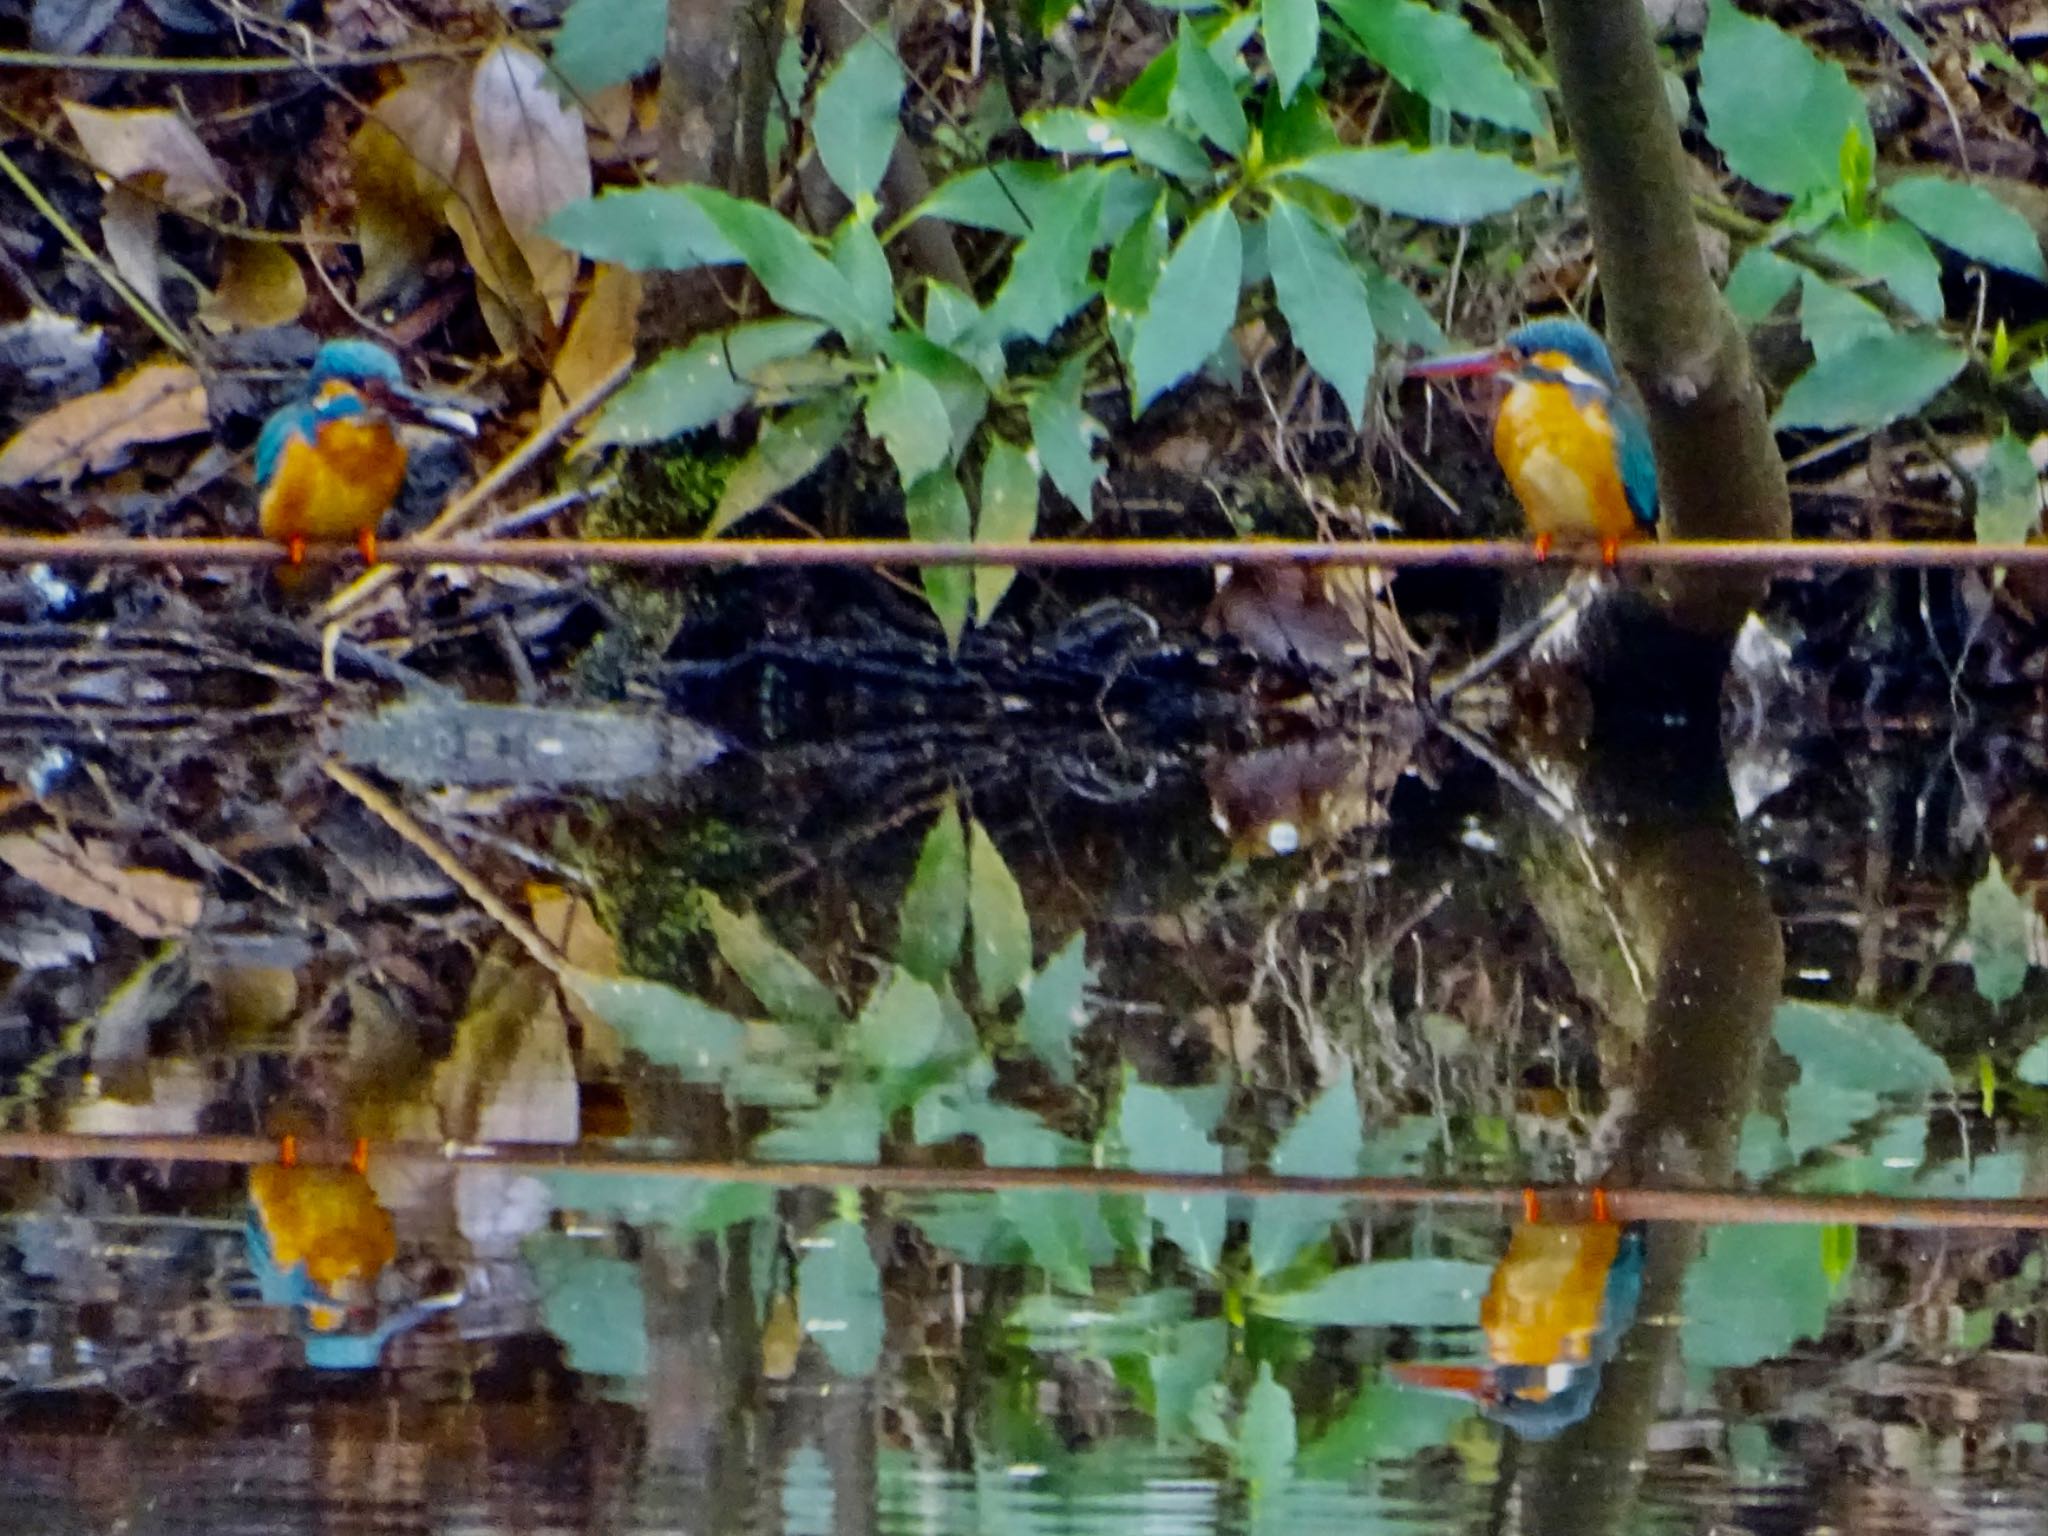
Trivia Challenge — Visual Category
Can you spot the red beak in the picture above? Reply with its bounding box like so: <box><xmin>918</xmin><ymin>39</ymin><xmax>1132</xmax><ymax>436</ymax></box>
<box><xmin>1389</xmin><ymin>1361</ymin><xmax>1495</xmax><ymax>1399</ymax></box>
<box><xmin>1404</xmin><ymin>347</ymin><xmax>1511</xmax><ymax>380</ymax></box>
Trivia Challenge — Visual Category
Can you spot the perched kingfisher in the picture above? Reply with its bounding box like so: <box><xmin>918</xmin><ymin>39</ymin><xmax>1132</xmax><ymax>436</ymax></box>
<box><xmin>1391</xmin><ymin>1198</ymin><xmax>1646</xmax><ymax>1439</ymax></box>
<box><xmin>255</xmin><ymin>339</ymin><xmax>475</xmax><ymax>569</ymax></box>
<box><xmin>246</xmin><ymin>1143</ymin><xmax>458</xmax><ymax>1370</ymax></box>
<box><xmin>1407</xmin><ymin>318</ymin><xmax>1658</xmax><ymax>563</ymax></box>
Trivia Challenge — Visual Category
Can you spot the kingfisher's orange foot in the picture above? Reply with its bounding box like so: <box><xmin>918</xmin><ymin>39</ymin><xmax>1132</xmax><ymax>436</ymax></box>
<box><xmin>350</xmin><ymin>1137</ymin><xmax>370</xmax><ymax>1174</ymax></box>
<box><xmin>356</xmin><ymin>529</ymin><xmax>380</xmax><ymax>565</ymax></box>
<box><xmin>1591</xmin><ymin>1186</ymin><xmax>1612</xmax><ymax>1223</ymax></box>
<box><xmin>285</xmin><ymin>536</ymin><xmax>307</xmax><ymax>567</ymax></box>
<box><xmin>1532</xmin><ymin>533</ymin><xmax>1555</xmax><ymax>563</ymax></box>
<box><xmin>1521</xmin><ymin>1186</ymin><xmax>1542</xmax><ymax>1223</ymax></box>
<box><xmin>1599</xmin><ymin>538</ymin><xmax>1621</xmax><ymax>568</ymax></box>
<box><xmin>279</xmin><ymin>1133</ymin><xmax>299</xmax><ymax>1168</ymax></box>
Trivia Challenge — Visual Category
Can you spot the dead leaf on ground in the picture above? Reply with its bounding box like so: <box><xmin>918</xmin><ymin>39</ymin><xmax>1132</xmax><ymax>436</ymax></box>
<box><xmin>446</xmin><ymin>144</ymin><xmax>550</xmax><ymax>355</ymax></box>
<box><xmin>199</xmin><ymin>238</ymin><xmax>308</xmax><ymax>331</ymax></box>
<box><xmin>540</xmin><ymin>262</ymin><xmax>638</xmax><ymax>431</ymax></box>
<box><xmin>101</xmin><ymin>186</ymin><xmax>165</xmax><ymax>316</ymax></box>
<box><xmin>529</xmin><ymin>882</ymin><xmax>623</xmax><ymax>1064</ymax></box>
<box><xmin>0</xmin><ymin>360</ymin><xmax>207</xmax><ymax>487</ymax></box>
<box><xmin>470</xmin><ymin>41</ymin><xmax>590</xmax><ymax>326</ymax></box>
<box><xmin>61</xmin><ymin>101</ymin><xmax>229</xmax><ymax>210</ymax></box>
<box><xmin>0</xmin><ymin>826</ymin><xmax>202</xmax><ymax>937</ymax></box>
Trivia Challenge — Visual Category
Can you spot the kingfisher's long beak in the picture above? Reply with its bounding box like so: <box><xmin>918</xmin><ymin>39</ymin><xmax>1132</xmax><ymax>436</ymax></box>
<box><xmin>1404</xmin><ymin>347</ymin><xmax>1511</xmax><ymax>380</ymax></box>
<box><xmin>366</xmin><ymin>380</ymin><xmax>480</xmax><ymax>436</ymax></box>
<box><xmin>1389</xmin><ymin>1361</ymin><xmax>1497</xmax><ymax>1400</ymax></box>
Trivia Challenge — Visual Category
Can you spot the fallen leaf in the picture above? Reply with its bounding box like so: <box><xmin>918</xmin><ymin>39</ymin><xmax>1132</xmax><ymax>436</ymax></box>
<box><xmin>351</xmin><ymin>75</ymin><xmax>469</xmax><ymax>305</ymax></box>
<box><xmin>199</xmin><ymin>238</ymin><xmax>308</xmax><ymax>331</ymax></box>
<box><xmin>0</xmin><ymin>826</ymin><xmax>201</xmax><ymax>937</ymax></box>
<box><xmin>540</xmin><ymin>262</ymin><xmax>638</xmax><ymax>430</ymax></box>
<box><xmin>61</xmin><ymin>101</ymin><xmax>228</xmax><ymax>210</ymax></box>
<box><xmin>100</xmin><ymin>185</ymin><xmax>164</xmax><ymax>316</ymax></box>
<box><xmin>0</xmin><ymin>360</ymin><xmax>207</xmax><ymax>487</ymax></box>
<box><xmin>32</xmin><ymin>0</ymin><xmax>124</xmax><ymax>54</ymax></box>
<box><xmin>470</xmin><ymin>41</ymin><xmax>591</xmax><ymax>324</ymax></box>
<box><xmin>530</xmin><ymin>881</ymin><xmax>624</xmax><ymax>1064</ymax></box>
<box><xmin>445</xmin><ymin>144</ymin><xmax>550</xmax><ymax>355</ymax></box>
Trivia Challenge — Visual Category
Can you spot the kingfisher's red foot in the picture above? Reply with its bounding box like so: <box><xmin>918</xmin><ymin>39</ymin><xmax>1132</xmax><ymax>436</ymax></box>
<box><xmin>1591</xmin><ymin>1186</ymin><xmax>1612</xmax><ymax>1223</ymax></box>
<box><xmin>284</xmin><ymin>536</ymin><xmax>307</xmax><ymax>567</ymax></box>
<box><xmin>279</xmin><ymin>1134</ymin><xmax>298</xmax><ymax>1168</ymax></box>
<box><xmin>1532</xmin><ymin>533</ymin><xmax>1555</xmax><ymax>563</ymax></box>
<box><xmin>356</xmin><ymin>528</ymin><xmax>379</xmax><ymax>565</ymax></box>
<box><xmin>1521</xmin><ymin>1186</ymin><xmax>1542</xmax><ymax>1223</ymax></box>
<box><xmin>350</xmin><ymin>1137</ymin><xmax>370</xmax><ymax>1174</ymax></box>
<box><xmin>1599</xmin><ymin>538</ymin><xmax>1621</xmax><ymax>568</ymax></box>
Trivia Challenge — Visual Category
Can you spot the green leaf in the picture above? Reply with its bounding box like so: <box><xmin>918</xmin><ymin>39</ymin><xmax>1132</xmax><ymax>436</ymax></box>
<box><xmin>904</xmin><ymin>470</ymin><xmax>971</xmax><ymax>649</ymax></box>
<box><xmin>1772</xmin><ymin>331</ymin><xmax>1965</xmax><ymax>431</ymax></box>
<box><xmin>1772</xmin><ymin>1000</ymin><xmax>1949</xmax><ymax>1095</ymax></box>
<box><xmin>882</xmin><ymin>326</ymin><xmax>993</xmax><ymax>450</ymax></box>
<box><xmin>1262</xmin><ymin>0</ymin><xmax>1319</xmax><ymax>102</ymax></box>
<box><xmin>908</xmin><ymin>161</ymin><xmax>1069</xmax><ymax>236</ymax></box>
<box><xmin>813</xmin><ymin>29</ymin><xmax>904</xmax><ymax>202</ymax></box>
<box><xmin>1117</xmin><ymin>1077</ymin><xmax>1226</xmax><ymax>1273</ymax></box>
<box><xmin>1238</xmin><ymin>1364</ymin><xmax>1298</xmax><ymax>1493</ymax></box>
<box><xmin>1027</xmin><ymin>354</ymin><xmax>1106</xmax><ymax>517</ymax></box>
<box><xmin>797</xmin><ymin>1217</ymin><xmax>883</xmax><ymax>1376</ymax></box>
<box><xmin>829</xmin><ymin>216</ymin><xmax>896</xmax><ymax>338</ymax></box>
<box><xmin>968</xmin><ymin>818</ymin><xmax>1032</xmax><ymax>1004</ymax></box>
<box><xmin>1967</xmin><ymin>858</ymin><xmax>2033</xmax><ymax>1003</ymax></box>
<box><xmin>560</xmin><ymin>969</ymin><xmax>745</xmax><ymax>1081</ymax></box>
<box><xmin>1130</xmin><ymin>201</ymin><xmax>1243</xmax><ymax>411</ymax></box>
<box><xmin>1809</xmin><ymin>215</ymin><xmax>1943</xmax><ymax>320</ymax></box>
<box><xmin>1324</xmin><ymin>0</ymin><xmax>1538</xmax><ymax>133</ymax></box>
<box><xmin>583</xmin><ymin>319</ymin><xmax>826</xmax><ymax>447</ymax></box>
<box><xmin>526</xmin><ymin>1235</ymin><xmax>647</xmax><ymax>1376</ymax></box>
<box><xmin>1151</xmin><ymin>1318</ymin><xmax>1229</xmax><ymax>1442</ymax></box>
<box><xmin>682</xmin><ymin>187</ymin><xmax>873</xmax><ymax>340</ymax></box>
<box><xmin>1025</xmin><ymin>108</ymin><xmax>1213</xmax><ymax>182</ymax></box>
<box><xmin>1250</xmin><ymin>1073</ymin><xmax>1364</xmax><ymax>1278</ymax></box>
<box><xmin>757</xmin><ymin>1081</ymin><xmax>883</xmax><ymax>1162</ymax></box>
<box><xmin>1698</xmin><ymin>0</ymin><xmax>1871</xmax><ymax>200</ymax></box>
<box><xmin>704</xmin><ymin>893</ymin><xmax>843</xmax><ymax>1028</ymax></box>
<box><xmin>1724</xmin><ymin>246</ymin><xmax>1802</xmax><ymax>322</ymax></box>
<box><xmin>975</xmin><ymin>436</ymin><xmax>1039</xmax><ymax>621</ymax></box>
<box><xmin>1798</xmin><ymin>274</ymin><xmax>1891</xmax><ymax>362</ymax></box>
<box><xmin>709</xmin><ymin>390</ymin><xmax>860</xmax><ymax>534</ymax></box>
<box><xmin>897</xmin><ymin>799</ymin><xmax>967</xmax><ymax>983</ymax></box>
<box><xmin>1975</xmin><ymin>431</ymin><xmax>2043</xmax><ymax>547</ymax></box>
<box><xmin>1682</xmin><ymin>1224</ymin><xmax>1830</xmax><ymax>1368</ymax></box>
<box><xmin>1171</xmin><ymin>17</ymin><xmax>1249</xmax><ymax>155</ymax></box>
<box><xmin>1285</xmin><ymin>145</ymin><xmax>1553</xmax><ymax>223</ymax></box>
<box><xmin>1264</xmin><ymin>196</ymin><xmax>1376</xmax><ymax>428</ymax></box>
<box><xmin>1254</xmin><ymin>1259</ymin><xmax>1490</xmax><ymax>1327</ymax></box>
<box><xmin>2031</xmin><ymin>358</ymin><xmax>2048</xmax><ymax>402</ymax></box>
<box><xmin>1020</xmin><ymin>933</ymin><xmax>1091</xmax><ymax>1084</ymax></box>
<box><xmin>1885</xmin><ymin>176</ymin><xmax>2047</xmax><ymax>281</ymax></box>
<box><xmin>2018</xmin><ymin>1032</ymin><xmax>2048</xmax><ymax>1085</ymax></box>
<box><xmin>853</xmin><ymin>966</ymin><xmax>946</xmax><ymax>1074</ymax></box>
<box><xmin>549</xmin><ymin>0</ymin><xmax>663</xmax><ymax>95</ymax></box>
<box><xmin>866</xmin><ymin>365</ymin><xmax>955</xmax><ymax>486</ymax></box>
<box><xmin>1360</xmin><ymin>260</ymin><xmax>1445</xmax><ymax>350</ymax></box>
<box><xmin>984</xmin><ymin>171</ymin><xmax>1105</xmax><ymax>343</ymax></box>
<box><xmin>545</xmin><ymin>187</ymin><xmax>743</xmax><ymax>270</ymax></box>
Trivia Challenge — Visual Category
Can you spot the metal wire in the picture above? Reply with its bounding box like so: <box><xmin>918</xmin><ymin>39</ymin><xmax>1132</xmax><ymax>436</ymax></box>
<box><xmin>4</xmin><ymin>535</ymin><xmax>2048</xmax><ymax>571</ymax></box>
<box><xmin>0</xmin><ymin>1130</ymin><xmax>2037</xmax><ymax>1231</ymax></box>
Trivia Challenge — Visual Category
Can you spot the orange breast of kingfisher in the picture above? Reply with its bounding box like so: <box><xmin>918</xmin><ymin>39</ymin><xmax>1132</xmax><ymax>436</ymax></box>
<box><xmin>1491</xmin><ymin>369</ymin><xmax>1637</xmax><ymax>547</ymax></box>
<box><xmin>250</xmin><ymin>1163</ymin><xmax>396</xmax><ymax>1296</ymax></box>
<box><xmin>260</xmin><ymin>413</ymin><xmax>407</xmax><ymax>546</ymax></box>
<box><xmin>1480</xmin><ymin>1220</ymin><xmax>1621</xmax><ymax>1368</ymax></box>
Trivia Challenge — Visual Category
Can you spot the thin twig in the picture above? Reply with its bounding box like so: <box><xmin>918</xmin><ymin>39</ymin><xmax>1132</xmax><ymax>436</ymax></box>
<box><xmin>0</xmin><ymin>38</ymin><xmax>520</xmax><ymax>71</ymax></box>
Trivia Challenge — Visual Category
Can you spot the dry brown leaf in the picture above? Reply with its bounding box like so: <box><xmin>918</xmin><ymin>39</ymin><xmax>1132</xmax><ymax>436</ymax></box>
<box><xmin>0</xmin><ymin>361</ymin><xmax>207</xmax><ymax>487</ymax></box>
<box><xmin>540</xmin><ymin>263</ymin><xmax>638</xmax><ymax>431</ymax></box>
<box><xmin>100</xmin><ymin>186</ymin><xmax>164</xmax><ymax>316</ymax></box>
<box><xmin>446</xmin><ymin>144</ymin><xmax>550</xmax><ymax>356</ymax></box>
<box><xmin>351</xmin><ymin>72</ymin><xmax>468</xmax><ymax>306</ymax></box>
<box><xmin>61</xmin><ymin>101</ymin><xmax>229</xmax><ymax>210</ymax></box>
<box><xmin>199</xmin><ymin>238</ymin><xmax>308</xmax><ymax>332</ymax></box>
<box><xmin>529</xmin><ymin>882</ymin><xmax>623</xmax><ymax>1064</ymax></box>
<box><xmin>469</xmin><ymin>41</ymin><xmax>590</xmax><ymax>325</ymax></box>
<box><xmin>0</xmin><ymin>826</ymin><xmax>201</xmax><ymax>937</ymax></box>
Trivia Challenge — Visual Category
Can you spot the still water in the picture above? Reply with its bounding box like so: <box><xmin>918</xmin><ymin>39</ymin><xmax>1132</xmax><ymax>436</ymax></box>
<box><xmin>3</xmin><ymin>594</ymin><xmax>2047</xmax><ymax>1535</ymax></box>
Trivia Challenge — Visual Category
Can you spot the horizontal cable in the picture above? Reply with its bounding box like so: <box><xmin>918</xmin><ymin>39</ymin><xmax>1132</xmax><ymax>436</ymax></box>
<box><xmin>0</xmin><ymin>1130</ymin><xmax>2037</xmax><ymax>1231</ymax></box>
<box><xmin>0</xmin><ymin>535</ymin><xmax>2044</xmax><ymax>571</ymax></box>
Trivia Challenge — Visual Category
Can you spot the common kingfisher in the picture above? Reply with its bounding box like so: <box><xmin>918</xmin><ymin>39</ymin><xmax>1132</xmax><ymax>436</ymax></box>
<box><xmin>255</xmin><ymin>339</ymin><xmax>475</xmax><ymax>569</ymax></box>
<box><xmin>1391</xmin><ymin>1198</ymin><xmax>1646</xmax><ymax>1439</ymax></box>
<box><xmin>1407</xmin><ymin>318</ymin><xmax>1658</xmax><ymax>564</ymax></box>
<box><xmin>246</xmin><ymin>1143</ymin><xmax>458</xmax><ymax>1370</ymax></box>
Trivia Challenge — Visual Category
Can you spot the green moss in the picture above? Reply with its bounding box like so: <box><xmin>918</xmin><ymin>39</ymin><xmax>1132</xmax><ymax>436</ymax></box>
<box><xmin>578</xmin><ymin>809</ymin><xmax>766</xmax><ymax>981</ymax></box>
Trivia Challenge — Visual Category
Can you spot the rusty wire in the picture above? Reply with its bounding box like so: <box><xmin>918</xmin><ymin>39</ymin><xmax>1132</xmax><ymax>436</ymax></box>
<box><xmin>0</xmin><ymin>1130</ymin><xmax>2039</xmax><ymax>1231</ymax></box>
<box><xmin>3</xmin><ymin>535</ymin><xmax>2048</xmax><ymax>571</ymax></box>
